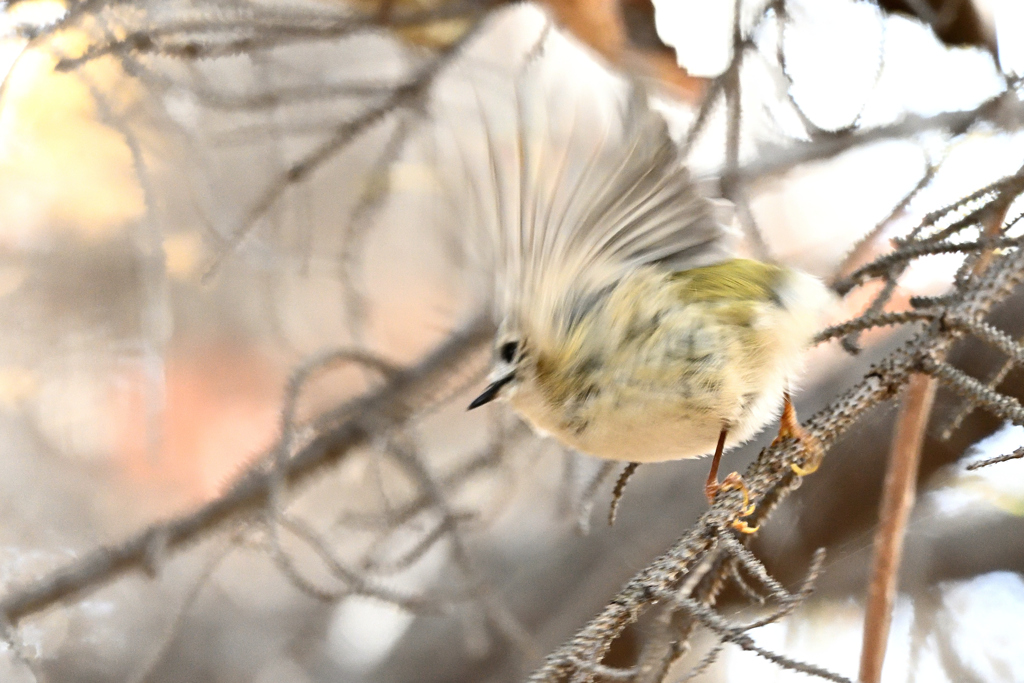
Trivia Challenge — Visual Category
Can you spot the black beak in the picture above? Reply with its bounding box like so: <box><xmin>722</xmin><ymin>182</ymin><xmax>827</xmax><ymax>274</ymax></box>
<box><xmin>468</xmin><ymin>374</ymin><xmax>514</xmax><ymax>410</ymax></box>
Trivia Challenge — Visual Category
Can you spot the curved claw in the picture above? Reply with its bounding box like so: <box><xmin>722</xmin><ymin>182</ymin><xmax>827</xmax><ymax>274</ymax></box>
<box><xmin>791</xmin><ymin>460</ymin><xmax>819</xmax><ymax>477</ymax></box>
<box><xmin>731</xmin><ymin>519</ymin><xmax>759</xmax><ymax>534</ymax></box>
<box><xmin>720</xmin><ymin>472</ymin><xmax>757</xmax><ymax>517</ymax></box>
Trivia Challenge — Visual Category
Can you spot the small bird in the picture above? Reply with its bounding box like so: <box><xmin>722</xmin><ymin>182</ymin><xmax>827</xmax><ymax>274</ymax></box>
<box><xmin>464</xmin><ymin>48</ymin><xmax>832</xmax><ymax>528</ymax></box>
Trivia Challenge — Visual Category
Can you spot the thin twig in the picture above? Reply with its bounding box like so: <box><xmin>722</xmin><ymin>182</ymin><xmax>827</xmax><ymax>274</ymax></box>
<box><xmin>670</xmin><ymin>594</ymin><xmax>851</xmax><ymax>683</ymax></box>
<box><xmin>575</xmin><ymin>459</ymin><xmax>617</xmax><ymax>535</ymax></box>
<box><xmin>53</xmin><ymin>2</ymin><xmax>487</xmax><ymax>70</ymax></box>
<box><xmin>830</xmin><ymin>156</ymin><xmax>941</xmax><ymax>284</ymax></box>
<box><xmin>126</xmin><ymin>538</ymin><xmax>238</xmax><ymax>683</ymax></box>
<box><xmin>717</xmin><ymin>91</ymin><xmax>1024</xmax><ymax>187</ymax></box>
<box><xmin>608</xmin><ymin>462</ymin><xmax>640</xmax><ymax>526</ymax></box>
<box><xmin>966</xmin><ymin>446</ymin><xmax>1024</xmax><ymax>470</ymax></box>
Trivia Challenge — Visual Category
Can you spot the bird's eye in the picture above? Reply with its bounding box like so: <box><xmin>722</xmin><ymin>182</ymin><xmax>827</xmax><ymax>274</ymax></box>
<box><xmin>499</xmin><ymin>341</ymin><xmax>519</xmax><ymax>363</ymax></box>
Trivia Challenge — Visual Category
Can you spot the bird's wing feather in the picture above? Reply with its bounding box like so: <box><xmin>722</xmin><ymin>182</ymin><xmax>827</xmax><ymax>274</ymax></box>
<box><xmin>432</xmin><ymin>11</ymin><xmax>735</xmax><ymax>336</ymax></box>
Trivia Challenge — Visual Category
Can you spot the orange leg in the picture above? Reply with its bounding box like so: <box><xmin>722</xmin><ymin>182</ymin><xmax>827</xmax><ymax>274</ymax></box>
<box><xmin>773</xmin><ymin>392</ymin><xmax>824</xmax><ymax>476</ymax></box>
<box><xmin>705</xmin><ymin>428</ymin><xmax>759</xmax><ymax>534</ymax></box>
<box><xmin>704</xmin><ymin>428</ymin><xmax>729</xmax><ymax>503</ymax></box>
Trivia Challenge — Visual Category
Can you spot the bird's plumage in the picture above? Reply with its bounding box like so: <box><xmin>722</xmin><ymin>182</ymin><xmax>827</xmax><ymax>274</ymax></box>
<box><xmin>504</xmin><ymin>262</ymin><xmax>829</xmax><ymax>461</ymax></box>
<box><xmin>488</xmin><ymin>79</ymin><xmax>735</xmax><ymax>352</ymax></box>
<box><xmin>457</xmin><ymin>19</ymin><xmax>831</xmax><ymax>464</ymax></box>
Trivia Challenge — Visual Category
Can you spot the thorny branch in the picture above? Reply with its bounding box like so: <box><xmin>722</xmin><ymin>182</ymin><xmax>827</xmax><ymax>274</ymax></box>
<box><xmin>530</xmin><ymin>173</ymin><xmax>1024</xmax><ymax>681</ymax></box>
<box><xmin>530</xmin><ymin>14</ymin><xmax>1024</xmax><ymax>683</ymax></box>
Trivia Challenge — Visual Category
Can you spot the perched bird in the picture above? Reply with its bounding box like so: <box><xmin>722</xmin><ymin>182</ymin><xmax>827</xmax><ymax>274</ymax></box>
<box><xmin>462</xmin><ymin>35</ymin><xmax>832</xmax><ymax>528</ymax></box>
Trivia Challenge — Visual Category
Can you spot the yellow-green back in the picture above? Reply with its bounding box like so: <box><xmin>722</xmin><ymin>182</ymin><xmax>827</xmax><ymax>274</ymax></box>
<box><xmin>670</xmin><ymin>259</ymin><xmax>785</xmax><ymax>305</ymax></box>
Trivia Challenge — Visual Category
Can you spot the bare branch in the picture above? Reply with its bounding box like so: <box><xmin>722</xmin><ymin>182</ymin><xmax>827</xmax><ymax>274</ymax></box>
<box><xmin>720</xmin><ymin>91</ymin><xmax>1024</xmax><ymax>187</ymax></box>
<box><xmin>202</xmin><ymin>30</ymin><xmax>479</xmax><ymax>279</ymax></box>
<box><xmin>966</xmin><ymin>446</ymin><xmax>1024</xmax><ymax>470</ymax></box>
<box><xmin>859</xmin><ymin>373</ymin><xmax>937</xmax><ymax>683</ymax></box>
<box><xmin>0</xmin><ymin>314</ymin><xmax>493</xmax><ymax>625</ymax></box>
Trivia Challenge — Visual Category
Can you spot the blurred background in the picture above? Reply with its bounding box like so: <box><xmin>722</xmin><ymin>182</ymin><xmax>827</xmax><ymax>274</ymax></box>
<box><xmin>0</xmin><ymin>0</ymin><xmax>1023</xmax><ymax>681</ymax></box>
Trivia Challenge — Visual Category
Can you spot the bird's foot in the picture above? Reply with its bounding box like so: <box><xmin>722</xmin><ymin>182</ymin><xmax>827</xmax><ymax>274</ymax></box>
<box><xmin>772</xmin><ymin>393</ymin><xmax>824</xmax><ymax>477</ymax></box>
<box><xmin>719</xmin><ymin>471</ymin><xmax>758</xmax><ymax>534</ymax></box>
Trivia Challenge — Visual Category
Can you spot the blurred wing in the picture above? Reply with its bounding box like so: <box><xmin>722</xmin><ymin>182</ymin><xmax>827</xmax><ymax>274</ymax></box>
<box><xmin>431</xmin><ymin>12</ymin><xmax>734</xmax><ymax>329</ymax></box>
<box><xmin>513</xmin><ymin>40</ymin><xmax>733</xmax><ymax>312</ymax></box>
<box><xmin>545</xmin><ymin>87</ymin><xmax>732</xmax><ymax>276</ymax></box>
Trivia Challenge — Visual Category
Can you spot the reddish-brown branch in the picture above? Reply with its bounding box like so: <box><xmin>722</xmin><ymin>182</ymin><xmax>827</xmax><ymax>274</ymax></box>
<box><xmin>859</xmin><ymin>372</ymin><xmax>937</xmax><ymax>683</ymax></box>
